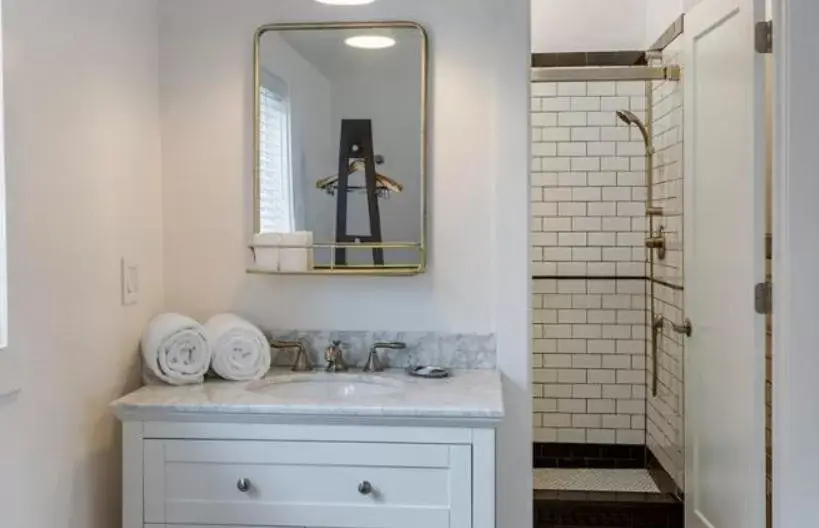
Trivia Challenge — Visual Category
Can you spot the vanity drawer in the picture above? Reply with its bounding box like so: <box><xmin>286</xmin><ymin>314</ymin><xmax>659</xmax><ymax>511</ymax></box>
<box><xmin>144</xmin><ymin>440</ymin><xmax>471</xmax><ymax>528</ymax></box>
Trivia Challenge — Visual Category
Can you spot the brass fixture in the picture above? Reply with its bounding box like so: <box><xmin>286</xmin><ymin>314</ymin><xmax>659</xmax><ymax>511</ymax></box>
<box><xmin>324</xmin><ymin>341</ymin><xmax>350</xmax><ymax>373</ymax></box>
<box><xmin>655</xmin><ymin>315</ymin><xmax>693</xmax><ymax>337</ymax></box>
<box><xmin>646</xmin><ymin>206</ymin><xmax>665</xmax><ymax>217</ymax></box>
<box><xmin>652</xmin><ymin>315</ymin><xmax>693</xmax><ymax>396</ymax></box>
<box><xmin>364</xmin><ymin>342</ymin><xmax>407</xmax><ymax>373</ymax></box>
<box><xmin>646</xmin><ymin>226</ymin><xmax>667</xmax><ymax>260</ymax></box>
<box><xmin>271</xmin><ymin>340</ymin><xmax>314</xmax><ymax>372</ymax></box>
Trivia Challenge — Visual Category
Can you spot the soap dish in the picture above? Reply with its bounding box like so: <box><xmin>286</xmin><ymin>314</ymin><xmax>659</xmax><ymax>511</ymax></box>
<box><xmin>407</xmin><ymin>366</ymin><xmax>451</xmax><ymax>379</ymax></box>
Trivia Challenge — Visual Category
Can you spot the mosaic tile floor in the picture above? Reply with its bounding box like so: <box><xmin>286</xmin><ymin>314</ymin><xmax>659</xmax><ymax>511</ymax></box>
<box><xmin>534</xmin><ymin>468</ymin><xmax>661</xmax><ymax>493</ymax></box>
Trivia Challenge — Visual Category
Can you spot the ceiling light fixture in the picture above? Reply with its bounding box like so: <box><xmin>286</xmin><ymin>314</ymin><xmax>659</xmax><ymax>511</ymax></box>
<box><xmin>344</xmin><ymin>35</ymin><xmax>396</xmax><ymax>49</ymax></box>
<box><xmin>314</xmin><ymin>0</ymin><xmax>377</xmax><ymax>5</ymax></box>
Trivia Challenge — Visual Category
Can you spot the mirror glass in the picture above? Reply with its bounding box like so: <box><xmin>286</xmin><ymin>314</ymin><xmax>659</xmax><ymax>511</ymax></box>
<box><xmin>253</xmin><ymin>23</ymin><xmax>427</xmax><ymax>275</ymax></box>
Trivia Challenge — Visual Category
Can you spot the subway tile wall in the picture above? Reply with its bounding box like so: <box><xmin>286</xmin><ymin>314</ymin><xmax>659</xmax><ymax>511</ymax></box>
<box><xmin>646</xmin><ymin>43</ymin><xmax>686</xmax><ymax>489</ymax></box>
<box><xmin>531</xmin><ymin>79</ymin><xmax>648</xmax><ymax>445</ymax></box>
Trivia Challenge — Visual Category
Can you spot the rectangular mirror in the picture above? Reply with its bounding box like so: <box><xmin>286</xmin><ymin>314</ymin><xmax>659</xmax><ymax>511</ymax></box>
<box><xmin>251</xmin><ymin>22</ymin><xmax>428</xmax><ymax>275</ymax></box>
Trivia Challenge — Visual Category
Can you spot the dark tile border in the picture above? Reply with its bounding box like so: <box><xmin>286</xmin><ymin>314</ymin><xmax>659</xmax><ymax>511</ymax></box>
<box><xmin>651</xmin><ymin>277</ymin><xmax>684</xmax><ymax>291</ymax></box>
<box><xmin>532</xmin><ymin>51</ymin><xmax>647</xmax><ymax>69</ymax></box>
<box><xmin>534</xmin><ymin>493</ymin><xmax>683</xmax><ymax>528</ymax></box>
<box><xmin>649</xmin><ymin>14</ymin><xmax>685</xmax><ymax>51</ymax></box>
<box><xmin>646</xmin><ymin>448</ymin><xmax>685</xmax><ymax>499</ymax></box>
<box><xmin>534</xmin><ymin>442</ymin><xmax>646</xmax><ymax>469</ymax></box>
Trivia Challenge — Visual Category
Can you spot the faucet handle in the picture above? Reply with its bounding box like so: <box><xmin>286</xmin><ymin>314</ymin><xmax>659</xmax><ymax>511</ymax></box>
<box><xmin>271</xmin><ymin>340</ymin><xmax>313</xmax><ymax>372</ymax></box>
<box><xmin>364</xmin><ymin>342</ymin><xmax>407</xmax><ymax>373</ymax></box>
<box><xmin>325</xmin><ymin>341</ymin><xmax>349</xmax><ymax>373</ymax></box>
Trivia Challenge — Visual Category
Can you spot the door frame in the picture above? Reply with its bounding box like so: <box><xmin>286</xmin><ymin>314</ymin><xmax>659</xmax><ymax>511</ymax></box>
<box><xmin>772</xmin><ymin>0</ymin><xmax>819</xmax><ymax>526</ymax></box>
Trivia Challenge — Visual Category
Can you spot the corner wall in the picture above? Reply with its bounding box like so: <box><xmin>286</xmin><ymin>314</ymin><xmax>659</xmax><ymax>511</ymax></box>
<box><xmin>0</xmin><ymin>1</ymin><xmax>164</xmax><ymax>527</ymax></box>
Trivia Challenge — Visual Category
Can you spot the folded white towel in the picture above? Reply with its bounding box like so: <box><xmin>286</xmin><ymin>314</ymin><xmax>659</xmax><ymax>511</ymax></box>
<box><xmin>205</xmin><ymin>314</ymin><xmax>271</xmax><ymax>381</ymax></box>
<box><xmin>141</xmin><ymin>313</ymin><xmax>211</xmax><ymax>386</ymax></box>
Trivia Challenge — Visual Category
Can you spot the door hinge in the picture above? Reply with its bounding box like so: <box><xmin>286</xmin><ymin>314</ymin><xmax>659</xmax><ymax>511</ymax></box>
<box><xmin>755</xmin><ymin>282</ymin><xmax>773</xmax><ymax>314</ymax></box>
<box><xmin>755</xmin><ymin>20</ymin><xmax>773</xmax><ymax>54</ymax></box>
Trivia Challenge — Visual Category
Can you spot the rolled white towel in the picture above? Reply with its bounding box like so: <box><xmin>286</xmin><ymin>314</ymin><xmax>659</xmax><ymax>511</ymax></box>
<box><xmin>205</xmin><ymin>314</ymin><xmax>271</xmax><ymax>381</ymax></box>
<box><xmin>141</xmin><ymin>313</ymin><xmax>211</xmax><ymax>386</ymax></box>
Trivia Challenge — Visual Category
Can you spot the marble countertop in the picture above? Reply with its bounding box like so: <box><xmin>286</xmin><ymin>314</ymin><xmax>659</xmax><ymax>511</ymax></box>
<box><xmin>112</xmin><ymin>369</ymin><xmax>504</xmax><ymax>426</ymax></box>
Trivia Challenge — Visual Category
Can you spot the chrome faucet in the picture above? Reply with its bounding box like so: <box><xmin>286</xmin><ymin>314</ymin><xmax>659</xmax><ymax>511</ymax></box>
<box><xmin>324</xmin><ymin>341</ymin><xmax>349</xmax><ymax>373</ymax></box>
<box><xmin>364</xmin><ymin>342</ymin><xmax>407</xmax><ymax>373</ymax></box>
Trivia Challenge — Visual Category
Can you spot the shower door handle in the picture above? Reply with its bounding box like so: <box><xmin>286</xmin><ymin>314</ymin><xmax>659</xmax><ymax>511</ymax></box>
<box><xmin>670</xmin><ymin>319</ymin><xmax>693</xmax><ymax>337</ymax></box>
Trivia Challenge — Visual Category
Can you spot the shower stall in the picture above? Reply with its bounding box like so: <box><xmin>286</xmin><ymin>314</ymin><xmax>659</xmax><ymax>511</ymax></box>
<box><xmin>530</xmin><ymin>47</ymin><xmax>686</xmax><ymax>527</ymax></box>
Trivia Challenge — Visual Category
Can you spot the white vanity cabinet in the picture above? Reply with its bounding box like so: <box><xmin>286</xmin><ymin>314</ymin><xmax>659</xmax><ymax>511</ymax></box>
<box><xmin>124</xmin><ymin>422</ymin><xmax>495</xmax><ymax>528</ymax></box>
<box><xmin>116</xmin><ymin>371</ymin><xmax>503</xmax><ymax>528</ymax></box>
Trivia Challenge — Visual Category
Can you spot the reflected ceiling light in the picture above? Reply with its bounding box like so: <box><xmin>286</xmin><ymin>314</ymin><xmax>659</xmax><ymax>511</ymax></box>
<box><xmin>314</xmin><ymin>0</ymin><xmax>377</xmax><ymax>5</ymax></box>
<box><xmin>345</xmin><ymin>35</ymin><xmax>396</xmax><ymax>49</ymax></box>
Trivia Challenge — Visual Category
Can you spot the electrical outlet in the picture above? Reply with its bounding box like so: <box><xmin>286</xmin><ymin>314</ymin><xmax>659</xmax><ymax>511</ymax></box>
<box><xmin>121</xmin><ymin>258</ymin><xmax>139</xmax><ymax>306</ymax></box>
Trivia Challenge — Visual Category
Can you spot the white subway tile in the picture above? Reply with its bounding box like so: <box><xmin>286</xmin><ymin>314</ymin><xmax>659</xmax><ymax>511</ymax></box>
<box><xmin>531</xmin><ymin>247</ymin><xmax>544</xmax><ymax>262</ymax></box>
<box><xmin>572</xmin><ymin>187</ymin><xmax>602</xmax><ymax>202</ymax></box>
<box><xmin>533</xmin><ymin>309</ymin><xmax>557</xmax><ymax>324</ymax></box>
<box><xmin>572</xmin><ymin>413</ymin><xmax>602</xmax><ymax>428</ymax></box>
<box><xmin>559</xmin><ymin>112</ymin><xmax>588</xmax><ymax>127</ymax></box>
<box><xmin>601</xmin><ymin>156</ymin><xmax>631</xmax><ymax>171</ymax></box>
<box><xmin>531</xmin><ymin>158</ymin><xmax>542</xmax><ymax>172</ymax></box>
<box><xmin>587</xmin><ymin>279</ymin><xmax>616</xmax><ymax>294</ymax></box>
<box><xmin>541</xmin><ymin>97</ymin><xmax>572</xmax><ymax>112</ymax></box>
<box><xmin>543</xmin><ymin>293</ymin><xmax>572</xmax><ymax>308</ymax></box>
<box><xmin>558</xmin><ymin>203</ymin><xmax>587</xmax><ymax>217</ymax></box>
<box><xmin>558</xmin><ymin>142</ymin><xmax>587</xmax><ymax>157</ymax></box>
<box><xmin>558</xmin><ymin>398</ymin><xmax>587</xmax><ymax>412</ymax></box>
<box><xmin>558</xmin><ymin>262</ymin><xmax>588</xmax><ymax>275</ymax></box>
<box><xmin>617</xmin><ymin>370</ymin><xmax>645</xmax><ymax>385</ymax></box>
<box><xmin>617</xmin><ymin>81</ymin><xmax>646</xmax><ymax>96</ymax></box>
<box><xmin>617</xmin><ymin>399</ymin><xmax>645</xmax><ymax>415</ymax></box>
<box><xmin>558</xmin><ymin>280</ymin><xmax>588</xmax><ymax>294</ymax></box>
<box><xmin>602</xmin><ymin>186</ymin><xmax>632</xmax><ymax>201</ymax></box>
<box><xmin>558</xmin><ymin>429</ymin><xmax>587</xmax><ymax>443</ymax></box>
<box><xmin>533</xmin><ymin>368</ymin><xmax>558</xmax><ymax>383</ymax></box>
<box><xmin>602</xmin><ymin>324</ymin><xmax>631</xmax><ymax>339</ymax></box>
<box><xmin>531</xmin><ymin>232</ymin><xmax>558</xmax><ymax>246</ymax></box>
<box><xmin>603</xmin><ymin>384</ymin><xmax>632</xmax><ymax>399</ymax></box>
<box><xmin>602</xmin><ymin>217</ymin><xmax>631</xmax><ymax>232</ymax></box>
<box><xmin>572</xmin><ymin>354</ymin><xmax>602</xmax><ymax>369</ymax></box>
<box><xmin>532</xmin><ymin>82</ymin><xmax>557</xmax><ymax>97</ymax></box>
<box><xmin>588</xmin><ymin>369</ymin><xmax>616</xmax><ymax>385</ymax></box>
<box><xmin>617</xmin><ymin>141</ymin><xmax>648</xmax><ymax>156</ymax></box>
<box><xmin>618</xmin><ymin>340</ymin><xmax>645</xmax><ymax>355</ymax></box>
<box><xmin>603</xmin><ymin>247</ymin><xmax>633</xmax><ymax>262</ymax></box>
<box><xmin>557</xmin><ymin>338</ymin><xmax>587</xmax><ymax>354</ymax></box>
<box><xmin>588</xmin><ymin>262</ymin><xmax>616</xmax><ymax>276</ymax></box>
<box><xmin>532</xmin><ymin>172</ymin><xmax>558</xmax><ymax>187</ymax></box>
<box><xmin>532</xmin><ymin>142</ymin><xmax>557</xmax><ymax>157</ymax></box>
<box><xmin>534</xmin><ymin>398</ymin><xmax>558</xmax><ymax>412</ymax></box>
<box><xmin>573</xmin><ymin>217</ymin><xmax>603</xmax><ymax>232</ymax></box>
<box><xmin>631</xmin><ymin>415</ymin><xmax>646</xmax><ymax>429</ymax></box>
<box><xmin>558</xmin><ymin>172</ymin><xmax>587</xmax><ymax>187</ymax></box>
<box><xmin>631</xmin><ymin>157</ymin><xmax>646</xmax><ymax>170</ymax></box>
<box><xmin>587</xmin><ymin>172</ymin><xmax>617</xmax><ymax>187</ymax></box>
<box><xmin>542</xmin><ymin>217</ymin><xmax>573</xmax><ymax>232</ymax></box>
<box><xmin>558</xmin><ymin>82</ymin><xmax>587</xmax><ymax>96</ymax></box>
<box><xmin>532</xmin><ymin>127</ymin><xmax>542</xmax><ymax>142</ymax></box>
<box><xmin>542</xmin><ymin>127</ymin><xmax>571</xmax><ymax>142</ymax></box>
<box><xmin>532</xmin><ymin>112</ymin><xmax>558</xmax><ymax>127</ymax></box>
<box><xmin>603</xmin><ymin>414</ymin><xmax>632</xmax><ymax>429</ymax></box>
<box><xmin>571</xmin><ymin>97</ymin><xmax>601</xmax><ymax>112</ymax></box>
<box><xmin>602</xmin><ymin>294</ymin><xmax>632</xmax><ymax>309</ymax></box>
<box><xmin>571</xmin><ymin>157</ymin><xmax>600</xmax><ymax>171</ymax></box>
<box><xmin>587</xmin><ymin>111</ymin><xmax>616</xmax><ymax>126</ymax></box>
<box><xmin>603</xmin><ymin>354</ymin><xmax>632</xmax><ymax>369</ymax></box>
<box><xmin>588</xmin><ymin>232</ymin><xmax>616</xmax><ymax>246</ymax></box>
<box><xmin>588</xmin><ymin>399</ymin><xmax>616</xmax><ymax>414</ymax></box>
<box><xmin>572</xmin><ymin>294</ymin><xmax>602</xmax><ymax>309</ymax></box>
<box><xmin>544</xmin><ymin>324</ymin><xmax>573</xmax><ymax>339</ymax></box>
<box><xmin>588</xmin><ymin>310</ymin><xmax>616</xmax><ymax>324</ymax></box>
<box><xmin>601</xmin><ymin>126</ymin><xmax>632</xmax><ymax>142</ymax></box>
<box><xmin>531</xmin><ymin>261</ymin><xmax>557</xmax><ymax>275</ymax></box>
<box><xmin>617</xmin><ymin>171</ymin><xmax>645</xmax><ymax>186</ymax></box>
<box><xmin>588</xmin><ymin>82</ymin><xmax>616</xmax><ymax>96</ymax></box>
<box><xmin>541</xmin><ymin>157</ymin><xmax>572</xmax><ymax>171</ymax></box>
<box><xmin>543</xmin><ymin>247</ymin><xmax>572</xmax><ymax>262</ymax></box>
<box><xmin>630</xmin><ymin>96</ymin><xmax>646</xmax><ymax>111</ymax></box>
<box><xmin>533</xmin><ymin>428</ymin><xmax>558</xmax><ymax>443</ymax></box>
<box><xmin>587</xmin><ymin>339</ymin><xmax>616</xmax><ymax>354</ymax></box>
<box><xmin>588</xmin><ymin>202</ymin><xmax>618</xmax><ymax>217</ymax></box>
<box><xmin>617</xmin><ymin>232</ymin><xmax>645</xmax><ymax>247</ymax></box>
<box><xmin>587</xmin><ymin>142</ymin><xmax>616</xmax><ymax>156</ymax></box>
<box><xmin>587</xmin><ymin>429</ymin><xmax>616</xmax><ymax>443</ymax></box>
<box><xmin>573</xmin><ymin>324</ymin><xmax>602</xmax><ymax>339</ymax></box>
<box><xmin>543</xmin><ymin>187</ymin><xmax>572</xmax><ymax>201</ymax></box>
<box><xmin>617</xmin><ymin>262</ymin><xmax>645</xmax><ymax>275</ymax></box>
<box><xmin>559</xmin><ymin>309</ymin><xmax>587</xmax><ymax>324</ymax></box>
<box><xmin>542</xmin><ymin>384</ymin><xmax>574</xmax><ymax>398</ymax></box>
<box><xmin>600</xmin><ymin>96</ymin><xmax>630</xmax><ymax>111</ymax></box>
<box><xmin>571</xmin><ymin>127</ymin><xmax>600</xmax><ymax>142</ymax></box>
<box><xmin>543</xmin><ymin>414</ymin><xmax>572</xmax><ymax>427</ymax></box>
<box><xmin>616</xmin><ymin>430</ymin><xmax>645</xmax><ymax>444</ymax></box>
<box><xmin>559</xmin><ymin>232</ymin><xmax>587</xmax><ymax>246</ymax></box>
<box><xmin>572</xmin><ymin>247</ymin><xmax>602</xmax><ymax>262</ymax></box>
<box><xmin>531</xmin><ymin>187</ymin><xmax>543</xmax><ymax>202</ymax></box>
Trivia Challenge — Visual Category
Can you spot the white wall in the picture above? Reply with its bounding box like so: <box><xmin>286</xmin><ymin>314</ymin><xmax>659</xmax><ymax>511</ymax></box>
<box><xmin>0</xmin><ymin>0</ymin><xmax>164</xmax><ymax>527</ymax></box>
<box><xmin>532</xmin><ymin>0</ymin><xmax>648</xmax><ymax>53</ymax></box>
<box><xmin>159</xmin><ymin>1</ymin><xmax>531</xmax><ymax>526</ymax></box>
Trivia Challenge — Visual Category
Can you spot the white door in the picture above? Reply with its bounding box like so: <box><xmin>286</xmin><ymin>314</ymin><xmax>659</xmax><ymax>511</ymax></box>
<box><xmin>684</xmin><ymin>0</ymin><xmax>767</xmax><ymax>526</ymax></box>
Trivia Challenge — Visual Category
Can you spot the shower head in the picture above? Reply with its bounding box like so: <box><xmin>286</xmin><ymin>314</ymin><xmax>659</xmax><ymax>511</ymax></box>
<box><xmin>616</xmin><ymin>109</ymin><xmax>651</xmax><ymax>150</ymax></box>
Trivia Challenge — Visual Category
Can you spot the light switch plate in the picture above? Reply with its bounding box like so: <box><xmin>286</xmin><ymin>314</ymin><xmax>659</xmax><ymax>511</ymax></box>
<box><xmin>121</xmin><ymin>257</ymin><xmax>139</xmax><ymax>306</ymax></box>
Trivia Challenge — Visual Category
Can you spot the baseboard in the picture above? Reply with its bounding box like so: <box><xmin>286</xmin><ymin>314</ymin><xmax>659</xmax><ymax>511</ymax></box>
<box><xmin>533</xmin><ymin>442</ymin><xmax>646</xmax><ymax>469</ymax></box>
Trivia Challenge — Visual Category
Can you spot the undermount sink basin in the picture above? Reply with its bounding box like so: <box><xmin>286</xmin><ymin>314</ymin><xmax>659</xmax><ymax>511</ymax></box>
<box><xmin>247</xmin><ymin>373</ymin><xmax>405</xmax><ymax>399</ymax></box>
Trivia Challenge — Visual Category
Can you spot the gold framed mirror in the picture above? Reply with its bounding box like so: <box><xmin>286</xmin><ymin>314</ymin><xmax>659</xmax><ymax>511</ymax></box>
<box><xmin>250</xmin><ymin>22</ymin><xmax>428</xmax><ymax>276</ymax></box>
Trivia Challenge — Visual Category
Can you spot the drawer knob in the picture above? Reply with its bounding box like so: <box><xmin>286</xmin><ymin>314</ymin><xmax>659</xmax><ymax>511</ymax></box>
<box><xmin>358</xmin><ymin>481</ymin><xmax>373</xmax><ymax>495</ymax></box>
<box><xmin>237</xmin><ymin>478</ymin><xmax>251</xmax><ymax>493</ymax></box>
